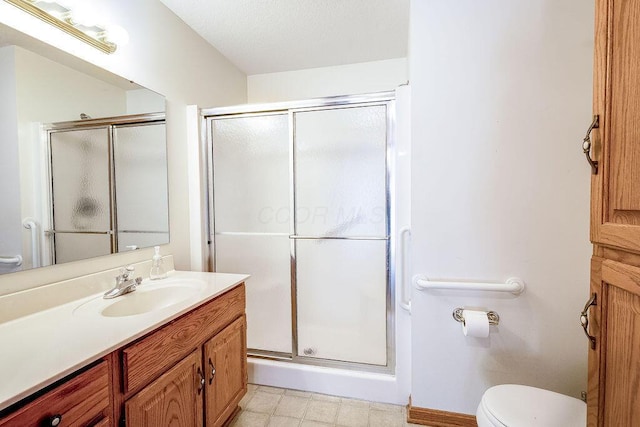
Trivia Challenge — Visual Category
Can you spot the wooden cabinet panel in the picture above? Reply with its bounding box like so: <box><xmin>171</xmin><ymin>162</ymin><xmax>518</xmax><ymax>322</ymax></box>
<box><xmin>0</xmin><ymin>361</ymin><xmax>110</xmax><ymax>427</ymax></box>
<box><xmin>602</xmin><ymin>285</ymin><xmax>640</xmax><ymax>424</ymax></box>
<box><xmin>125</xmin><ymin>350</ymin><xmax>204</xmax><ymax>427</ymax></box>
<box><xmin>588</xmin><ymin>259</ymin><xmax>640</xmax><ymax>426</ymax></box>
<box><xmin>123</xmin><ymin>285</ymin><xmax>245</xmax><ymax>394</ymax></box>
<box><xmin>204</xmin><ymin>315</ymin><xmax>247</xmax><ymax>427</ymax></box>
<box><xmin>592</xmin><ymin>0</ymin><xmax>640</xmax><ymax>252</ymax></box>
<box><xmin>608</xmin><ymin>1</ymin><xmax>640</xmax><ymax>223</ymax></box>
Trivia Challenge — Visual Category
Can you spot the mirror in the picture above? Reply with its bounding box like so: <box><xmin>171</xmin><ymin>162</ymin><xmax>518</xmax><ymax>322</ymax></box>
<box><xmin>0</xmin><ymin>23</ymin><xmax>168</xmax><ymax>275</ymax></box>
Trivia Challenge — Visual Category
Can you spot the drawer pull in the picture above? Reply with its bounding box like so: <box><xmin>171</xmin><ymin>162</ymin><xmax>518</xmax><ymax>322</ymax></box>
<box><xmin>197</xmin><ymin>367</ymin><xmax>205</xmax><ymax>394</ymax></box>
<box><xmin>581</xmin><ymin>115</ymin><xmax>599</xmax><ymax>174</ymax></box>
<box><xmin>48</xmin><ymin>414</ymin><xmax>62</xmax><ymax>426</ymax></box>
<box><xmin>208</xmin><ymin>358</ymin><xmax>216</xmax><ymax>385</ymax></box>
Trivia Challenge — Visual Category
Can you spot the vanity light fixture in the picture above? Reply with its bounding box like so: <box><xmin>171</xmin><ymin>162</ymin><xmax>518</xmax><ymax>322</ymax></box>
<box><xmin>4</xmin><ymin>0</ymin><xmax>118</xmax><ymax>54</ymax></box>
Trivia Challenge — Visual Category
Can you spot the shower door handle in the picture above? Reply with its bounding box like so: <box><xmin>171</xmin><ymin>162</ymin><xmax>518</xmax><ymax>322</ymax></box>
<box><xmin>288</xmin><ymin>235</ymin><xmax>389</xmax><ymax>241</ymax></box>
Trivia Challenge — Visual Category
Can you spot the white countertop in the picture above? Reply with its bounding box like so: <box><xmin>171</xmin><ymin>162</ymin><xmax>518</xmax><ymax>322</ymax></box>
<box><xmin>0</xmin><ymin>270</ymin><xmax>248</xmax><ymax>412</ymax></box>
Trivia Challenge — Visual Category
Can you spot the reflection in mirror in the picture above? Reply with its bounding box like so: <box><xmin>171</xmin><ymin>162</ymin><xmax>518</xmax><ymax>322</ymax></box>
<box><xmin>0</xmin><ymin>23</ymin><xmax>168</xmax><ymax>275</ymax></box>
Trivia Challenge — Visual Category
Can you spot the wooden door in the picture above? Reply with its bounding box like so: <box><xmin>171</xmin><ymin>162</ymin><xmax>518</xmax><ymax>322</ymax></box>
<box><xmin>587</xmin><ymin>258</ymin><xmax>640</xmax><ymax>426</ymax></box>
<box><xmin>203</xmin><ymin>315</ymin><xmax>247</xmax><ymax>427</ymax></box>
<box><xmin>125</xmin><ymin>350</ymin><xmax>204</xmax><ymax>427</ymax></box>
<box><xmin>589</xmin><ymin>0</ymin><xmax>640</xmax><ymax>424</ymax></box>
<box><xmin>591</xmin><ymin>0</ymin><xmax>640</xmax><ymax>253</ymax></box>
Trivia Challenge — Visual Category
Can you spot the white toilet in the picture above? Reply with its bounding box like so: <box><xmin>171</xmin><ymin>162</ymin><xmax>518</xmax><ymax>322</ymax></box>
<box><xmin>476</xmin><ymin>384</ymin><xmax>586</xmax><ymax>427</ymax></box>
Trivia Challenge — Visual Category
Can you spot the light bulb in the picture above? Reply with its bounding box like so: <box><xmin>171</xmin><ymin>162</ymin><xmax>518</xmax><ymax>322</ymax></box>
<box><xmin>69</xmin><ymin>4</ymin><xmax>99</xmax><ymax>27</ymax></box>
<box><xmin>105</xmin><ymin>24</ymin><xmax>129</xmax><ymax>46</ymax></box>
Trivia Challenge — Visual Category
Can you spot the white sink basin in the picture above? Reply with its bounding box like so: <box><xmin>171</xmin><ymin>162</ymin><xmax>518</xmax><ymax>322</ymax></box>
<box><xmin>100</xmin><ymin>286</ymin><xmax>197</xmax><ymax>317</ymax></box>
<box><xmin>74</xmin><ymin>278</ymin><xmax>206</xmax><ymax>317</ymax></box>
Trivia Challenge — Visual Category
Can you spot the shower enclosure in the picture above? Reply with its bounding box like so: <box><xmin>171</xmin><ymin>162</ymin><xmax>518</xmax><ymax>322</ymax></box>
<box><xmin>205</xmin><ymin>93</ymin><xmax>394</xmax><ymax>371</ymax></box>
<box><xmin>46</xmin><ymin>114</ymin><xmax>168</xmax><ymax>264</ymax></box>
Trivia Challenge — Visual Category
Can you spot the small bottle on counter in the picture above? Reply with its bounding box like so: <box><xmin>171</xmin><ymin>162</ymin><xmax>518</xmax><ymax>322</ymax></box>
<box><xmin>150</xmin><ymin>246</ymin><xmax>167</xmax><ymax>280</ymax></box>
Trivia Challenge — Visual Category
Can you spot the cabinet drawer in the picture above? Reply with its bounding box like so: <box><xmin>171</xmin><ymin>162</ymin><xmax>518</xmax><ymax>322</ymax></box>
<box><xmin>122</xmin><ymin>284</ymin><xmax>245</xmax><ymax>394</ymax></box>
<box><xmin>0</xmin><ymin>361</ymin><xmax>110</xmax><ymax>427</ymax></box>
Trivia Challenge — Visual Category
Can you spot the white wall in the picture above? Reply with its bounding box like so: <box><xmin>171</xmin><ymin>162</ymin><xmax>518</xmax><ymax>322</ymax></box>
<box><xmin>247</xmin><ymin>58</ymin><xmax>407</xmax><ymax>103</ymax></box>
<box><xmin>0</xmin><ymin>47</ymin><xmax>22</xmax><ymax>275</ymax></box>
<box><xmin>0</xmin><ymin>0</ymin><xmax>246</xmax><ymax>294</ymax></box>
<box><xmin>126</xmin><ymin>89</ymin><xmax>165</xmax><ymax>114</ymax></box>
<box><xmin>409</xmin><ymin>0</ymin><xmax>594</xmax><ymax>415</ymax></box>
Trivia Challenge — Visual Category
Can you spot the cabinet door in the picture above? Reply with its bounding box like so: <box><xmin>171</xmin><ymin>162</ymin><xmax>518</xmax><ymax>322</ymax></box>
<box><xmin>204</xmin><ymin>316</ymin><xmax>247</xmax><ymax>427</ymax></box>
<box><xmin>126</xmin><ymin>350</ymin><xmax>204</xmax><ymax>427</ymax></box>
<box><xmin>591</xmin><ymin>0</ymin><xmax>640</xmax><ymax>252</ymax></box>
<box><xmin>587</xmin><ymin>258</ymin><xmax>640</xmax><ymax>425</ymax></box>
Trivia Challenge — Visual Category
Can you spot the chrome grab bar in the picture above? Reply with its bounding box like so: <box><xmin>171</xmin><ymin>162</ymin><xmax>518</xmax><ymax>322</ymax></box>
<box><xmin>0</xmin><ymin>255</ymin><xmax>22</xmax><ymax>266</ymax></box>
<box><xmin>413</xmin><ymin>275</ymin><xmax>525</xmax><ymax>295</ymax></box>
<box><xmin>398</xmin><ymin>228</ymin><xmax>411</xmax><ymax>313</ymax></box>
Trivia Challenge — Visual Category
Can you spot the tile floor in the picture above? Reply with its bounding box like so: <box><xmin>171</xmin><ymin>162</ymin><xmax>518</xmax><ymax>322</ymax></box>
<box><xmin>231</xmin><ymin>384</ymin><xmax>422</xmax><ymax>427</ymax></box>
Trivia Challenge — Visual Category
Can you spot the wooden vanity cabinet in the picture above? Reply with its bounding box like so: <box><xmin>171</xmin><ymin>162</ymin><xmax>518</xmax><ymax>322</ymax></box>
<box><xmin>0</xmin><ymin>360</ymin><xmax>111</xmax><ymax>427</ymax></box>
<box><xmin>0</xmin><ymin>283</ymin><xmax>246</xmax><ymax>427</ymax></box>
<box><xmin>120</xmin><ymin>284</ymin><xmax>247</xmax><ymax>427</ymax></box>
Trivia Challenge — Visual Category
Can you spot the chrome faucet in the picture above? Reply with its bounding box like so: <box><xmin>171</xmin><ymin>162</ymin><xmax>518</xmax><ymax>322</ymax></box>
<box><xmin>104</xmin><ymin>265</ymin><xmax>142</xmax><ymax>299</ymax></box>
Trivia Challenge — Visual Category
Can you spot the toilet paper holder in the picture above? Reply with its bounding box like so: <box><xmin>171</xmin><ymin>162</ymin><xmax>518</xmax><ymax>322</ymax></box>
<box><xmin>452</xmin><ymin>308</ymin><xmax>500</xmax><ymax>326</ymax></box>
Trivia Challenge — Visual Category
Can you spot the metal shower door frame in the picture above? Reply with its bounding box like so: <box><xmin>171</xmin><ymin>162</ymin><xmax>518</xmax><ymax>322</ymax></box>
<box><xmin>45</xmin><ymin>113</ymin><xmax>166</xmax><ymax>264</ymax></box>
<box><xmin>203</xmin><ymin>91</ymin><xmax>396</xmax><ymax>374</ymax></box>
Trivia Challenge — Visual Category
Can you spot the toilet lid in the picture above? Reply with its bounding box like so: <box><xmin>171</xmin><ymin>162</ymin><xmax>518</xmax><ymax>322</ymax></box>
<box><xmin>481</xmin><ymin>384</ymin><xmax>586</xmax><ymax>427</ymax></box>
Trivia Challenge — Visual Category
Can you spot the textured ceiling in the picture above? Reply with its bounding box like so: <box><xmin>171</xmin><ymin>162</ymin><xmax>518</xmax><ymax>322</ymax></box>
<box><xmin>159</xmin><ymin>0</ymin><xmax>409</xmax><ymax>75</ymax></box>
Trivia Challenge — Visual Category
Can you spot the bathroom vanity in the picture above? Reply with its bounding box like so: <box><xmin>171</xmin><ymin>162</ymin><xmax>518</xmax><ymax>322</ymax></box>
<box><xmin>0</xmin><ymin>269</ymin><xmax>248</xmax><ymax>427</ymax></box>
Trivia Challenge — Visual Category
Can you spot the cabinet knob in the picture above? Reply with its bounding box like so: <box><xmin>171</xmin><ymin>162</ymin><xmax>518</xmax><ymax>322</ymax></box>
<box><xmin>48</xmin><ymin>414</ymin><xmax>63</xmax><ymax>426</ymax></box>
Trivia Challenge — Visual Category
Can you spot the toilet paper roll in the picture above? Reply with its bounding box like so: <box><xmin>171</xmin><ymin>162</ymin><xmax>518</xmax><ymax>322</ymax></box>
<box><xmin>462</xmin><ymin>309</ymin><xmax>490</xmax><ymax>338</ymax></box>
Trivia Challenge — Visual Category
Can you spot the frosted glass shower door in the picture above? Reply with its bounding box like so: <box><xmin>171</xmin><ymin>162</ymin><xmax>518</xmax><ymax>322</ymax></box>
<box><xmin>293</xmin><ymin>105</ymin><xmax>389</xmax><ymax>365</ymax></box>
<box><xmin>113</xmin><ymin>122</ymin><xmax>169</xmax><ymax>251</ymax></box>
<box><xmin>212</xmin><ymin>114</ymin><xmax>292</xmax><ymax>354</ymax></box>
<box><xmin>49</xmin><ymin>128</ymin><xmax>112</xmax><ymax>263</ymax></box>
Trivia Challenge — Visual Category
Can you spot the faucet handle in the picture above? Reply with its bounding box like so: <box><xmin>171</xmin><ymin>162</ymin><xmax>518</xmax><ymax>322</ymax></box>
<box><xmin>119</xmin><ymin>265</ymin><xmax>135</xmax><ymax>279</ymax></box>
